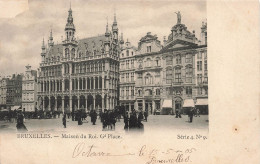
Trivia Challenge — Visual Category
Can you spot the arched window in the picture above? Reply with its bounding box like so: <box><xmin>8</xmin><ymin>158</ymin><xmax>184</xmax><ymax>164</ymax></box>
<box><xmin>138</xmin><ymin>89</ymin><xmax>142</xmax><ymax>96</ymax></box>
<box><xmin>175</xmin><ymin>67</ymin><xmax>182</xmax><ymax>83</ymax></box>
<box><xmin>65</xmin><ymin>48</ymin><xmax>69</xmax><ymax>58</ymax></box>
<box><xmin>166</xmin><ymin>67</ymin><xmax>172</xmax><ymax>84</ymax></box>
<box><xmin>145</xmin><ymin>73</ymin><xmax>153</xmax><ymax>85</ymax></box>
<box><xmin>71</xmin><ymin>48</ymin><xmax>75</xmax><ymax>58</ymax></box>
<box><xmin>176</xmin><ymin>54</ymin><xmax>181</xmax><ymax>64</ymax></box>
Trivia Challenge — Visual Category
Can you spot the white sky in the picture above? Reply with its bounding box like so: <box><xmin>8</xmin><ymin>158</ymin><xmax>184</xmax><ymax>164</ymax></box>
<box><xmin>0</xmin><ymin>0</ymin><xmax>206</xmax><ymax>76</ymax></box>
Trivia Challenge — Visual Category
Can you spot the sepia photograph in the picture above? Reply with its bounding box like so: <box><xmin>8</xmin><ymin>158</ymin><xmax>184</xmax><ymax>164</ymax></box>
<box><xmin>0</xmin><ymin>0</ymin><xmax>208</xmax><ymax>134</ymax></box>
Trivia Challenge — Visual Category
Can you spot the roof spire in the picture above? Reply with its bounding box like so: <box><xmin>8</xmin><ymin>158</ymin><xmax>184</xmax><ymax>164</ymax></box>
<box><xmin>42</xmin><ymin>38</ymin><xmax>45</xmax><ymax>48</ymax></box>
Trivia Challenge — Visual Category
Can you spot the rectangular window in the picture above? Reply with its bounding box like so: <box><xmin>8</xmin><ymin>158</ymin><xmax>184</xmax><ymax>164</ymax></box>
<box><xmin>121</xmin><ymin>88</ymin><xmax>124</xmax><ymax>97</ymax></box>
<box><xmin>197</xmin><ymin>74</ymin><xmax>202</xmax><ymax>84</ymax></box>
<box><xmin>204</xmin><ymin>60</ymin><xmax>207</xmax><ymax>70</ymax></box>
<box><xmin>204</xmin><ymin>71</ymin><xmax>208</xmax><ymax>83</ymax></box>
<box><xmin>147</xmin><ymin>46</ymin><xmax>151</xmax><ymax>53</ymax></box>
<box><xmin>126</xmin><ymin>60</ymin><xmax>129</xmax><ymax>69</ymax></box>
<box><xmin>121</xmin><ymin>74</ymin><xmax>125</xmax><ymax>82</ymax></box>
<box><xmin>197</xmin><ymin>61</ymin><xmax>202</xmax><ymax>71</ymax></box>
<box><xmin>166</xmin><ymin>69</ymin><xmax>172</xmax><ymax>84</ymax></box>
<box><xmin>185</xmin><ymin>67</ymin><xmax>193</xmax><ymax>83</ymax></box>
<box><xmin>121</xmin><ymin>63</ymin><xmax>124</xmax><ymax>70</ymax></box>
<box><xmin>131</xmin><ymin>60</ymin><xmax>134</xmax><ymax>68</ymax></box>
<box><xmin>131</xmin><ymin>73</ymin><xmax>134</xmax><ymax>82</ymax></box>
<box><xmin>131</xmin><ymin>87</ymin><xmax>135</xmax><ymax>96</ymax></box>
<box><xmin>126</xmin><ymin>73</ymin><xmax>129</xmax><ymax>82</ymax></box>
<box><xmin>186</xmin><ymin>87</ymin><xmax>192</xmax><ymax>96</ymax></box>
<box><xmin>126</xmin><ymin>86</ymin><xmax>129</xmax><ymax>97</ymax></box>
<box><xmin>175</xmin><ymin>68</ymin><xmax>181</xmax><ymax>83</ymax></box>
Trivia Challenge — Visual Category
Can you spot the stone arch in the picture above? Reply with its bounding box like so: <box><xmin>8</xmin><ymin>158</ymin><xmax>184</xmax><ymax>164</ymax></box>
<box><xmin>79</xmin><ymin>95</ymin><xmax>86</xmax><ymax>110</ymax></box>
<box><xmin>95</xmin><ymin>94</ymin><xmax>102</xmax><ymax>110</ymax></box>
<box><xmin>50</xmin><ymin>96</ymin><xmax>55</xmax><ymax>111</ymax></box>
<box><xmin>87</xmin><ymin>95</ymin><xmax>94</xmax><ymax>110</ymax></box>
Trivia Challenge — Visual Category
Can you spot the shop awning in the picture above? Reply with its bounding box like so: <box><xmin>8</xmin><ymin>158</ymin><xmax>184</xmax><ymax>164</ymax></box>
<box><xmin>196</xmin><ymin>99</ymin><xmax>208</xmax><ymax>105</ymax></box>
<box><xmin>162</xmin><ymin>99</ymin><xmax>172</xmax><ymax>108</ymax></box>
<box><xmin>11</xmin><ymin>106</ymin><xmax>20</xmax><ymax>110</ymax></box>
<box><xmin>183</xmin><ymin>99</ymin><xmax>195</xmax><ymax>107</ymax></box>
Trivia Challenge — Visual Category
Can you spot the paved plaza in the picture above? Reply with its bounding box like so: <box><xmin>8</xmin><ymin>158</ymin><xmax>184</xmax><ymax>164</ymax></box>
<box><xmin>0</xmin><ymin>115</ymin><xmax>208</xmax><ymax>134</ymax></box>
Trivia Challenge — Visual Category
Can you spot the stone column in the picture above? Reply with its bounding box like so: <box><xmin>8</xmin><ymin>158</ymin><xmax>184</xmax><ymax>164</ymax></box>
<box><xmin>102</xmin><ymin>97</ymin><xmax>104</xmax><ymax>112</ymax></box>
<box><xmin>69</xmin><ymin>97</ymin><xmax>72</xmax><ymax>112</ymax></box>
<box><xmin>78</xmin><ymin>98</ymin><xmax>80</xmax><ymax>110</ymax></box>
<box><xmin>93</xmin><ymin>96</ymin><xmax>96</xmax><ymax>110</ymax></box>
<box><xmin>48</xmin><ymin>97</ymin><xmax>51</xmax><ymax>111</ymax></box>
<box><xmin>85</xmin><ymin>78</ymin><xmax>88</xmax><ymax>90</ymax></box>
<box><xmin>86</xmin><ymin>97</ymin><xmax>88</xmax><ymax>111</ymax></box>
<box><xmin>142</xmin><ymin>99</ymin><xmax>145</xmax><ymax>111</ymax></box>
<box><xmin>93</xmin><ymin>77</ymin><xmax>96</xmax><ymax>89</ymax></box>
<box><xmin>78</xmin><ymin>78</ymin><xmax>80</xmax><ymax>90</ymax></box>
<box><xmin>152</xmin><ymin>100</ymin><xmax>155</xmax><ymax>115</ymax></box>
<box><xmin>62</xmin><ymin>79</ymin><xmax>65</xmax><ymax>91</ymax></box>
<box><xmin>62</xmin><ymin>98</ymin><xmax>65</xmax><ymax>113</ymax></box>
<box><xmin>42</xmin><ymin>98</ymin><xmax>45</xmax><ymax>111</ymax></box>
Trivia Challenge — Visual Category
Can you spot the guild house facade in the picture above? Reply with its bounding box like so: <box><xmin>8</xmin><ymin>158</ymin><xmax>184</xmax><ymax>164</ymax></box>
<box><xmin>119</xmin><ymin>12</ymin><xmax>208</xmax><ymax>114</ymax></box>
<box><xmin>22</xmin><ymin>65</ymin><xmax>38</xmax><ymax>112</ymax></box>
<box><xmin>37</xmin><ymin>7</ymin><xmax>120</xmax><ymax>113</ymax></box>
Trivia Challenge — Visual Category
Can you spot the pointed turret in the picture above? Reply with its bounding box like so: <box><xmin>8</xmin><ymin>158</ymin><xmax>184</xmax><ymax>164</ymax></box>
<box><xmin>112</xmin><ymin>12</ymin><xmax>118</xmax><ymax>42</ymax></box>
<box><xmin>65</xmin><ymin>4</ymin><xmax>75</xmax><ymax>41</ymax></box>
<box><xmin>48</xmin><ymin>29</ymin><xmax>54</xmax><ymax>47</ymax></box>
<box><xmin>41</xmin><ymin>38</ymin><xmax>46</xmax><ymax>62</ymax></box>
<box><xmin>104</xmin><ymin>20</ymin><xmax>111</xmax><ymax>54</ymax></box>
<box><xmin>200</xmin><ymin>21</ymin><xmax>207</xmax><ymax>45</ymax></box>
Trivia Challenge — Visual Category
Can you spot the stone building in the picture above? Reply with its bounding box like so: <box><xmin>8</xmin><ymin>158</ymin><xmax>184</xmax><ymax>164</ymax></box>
<box><xmin>37</xmin><ymin>7</ymin><xmax>120</xmax><ymax>113</ymax></box>
<box><xmin>5</xmin><ymin>74</ymin><xmax>23</xmax><ymax>109</ymax></box>
<box><xmin>22</xmin><ymin>65</ymin><xmax>38</xmax><ymax>112</ymax></box>
<box><xmin>0</xmin><ymin>77</ymin><xmax>8</xmax><ymax>109</ymax></box>
<box><xmin>119</xmin><ymin>13</ymin><xmax>208</xmax><ymax>114</ymax></box>
<box><xmin>119</xmin><ymin>36</ymin><xmax>137</xmax><ymax>111</ymax></box>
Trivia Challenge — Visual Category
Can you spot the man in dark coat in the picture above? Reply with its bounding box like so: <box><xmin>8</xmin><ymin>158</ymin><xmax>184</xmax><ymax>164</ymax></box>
<box><xmin>62</xmin><ymin>114</ymin><xmax>66</xmax><ymax>128</ymax></box>
<box><xmin>16</xmin><ymin>112</ymin><xmax>27</xmax><ymax>131</ymax></box>
<box><xmin>188</xmin><ymin>108</ymin><xmax>194</xmax><ymax>123</ymax></box>
<box><xmin>144</xmin><ymin>111</ymin><xmax>148</xmax><ymax>122</ymax></box>
<box><xmin>91</xmin><ymin>110</ymin><xmax>97</xmax><ymax>125</ymax></box>
<box><xmin>123</xmin><ymin>113</ymin><xmax>129</xmax><ymax>131</ymax></box>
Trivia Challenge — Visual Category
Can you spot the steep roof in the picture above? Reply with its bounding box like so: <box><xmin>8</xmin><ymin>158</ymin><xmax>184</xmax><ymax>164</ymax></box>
<box><xmin>46</xmin><ymin>35</ymin><xmax>106</xmax><ymax>58</ymax></box>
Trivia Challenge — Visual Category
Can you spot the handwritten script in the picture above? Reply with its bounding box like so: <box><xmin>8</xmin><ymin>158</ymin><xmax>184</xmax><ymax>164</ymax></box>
<box><xmin>72</xmin><ymin>142</ymin><xmax>197</xmax><ymax>163</ymax></box>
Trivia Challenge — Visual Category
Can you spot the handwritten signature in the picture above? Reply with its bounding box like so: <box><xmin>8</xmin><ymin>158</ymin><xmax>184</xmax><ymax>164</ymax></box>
<box><xmin>72</xmin><ymin>142</ymin><xmax>197</xmax><ymax>163</ymax></box>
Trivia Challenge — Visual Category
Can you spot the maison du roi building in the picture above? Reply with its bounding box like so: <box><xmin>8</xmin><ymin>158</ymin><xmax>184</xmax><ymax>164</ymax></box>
<box><xmin>119</xmin><ymin>15</ymin><xmax>208</xmax><ymax>114</ymax></box>
<box><xmin>37</xmin><ymin>7</ymin><xmax>120</xmax><ymax>113</ymax></box>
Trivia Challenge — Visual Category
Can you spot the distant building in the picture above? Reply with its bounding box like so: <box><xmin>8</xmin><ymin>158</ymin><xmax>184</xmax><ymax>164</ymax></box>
<box><xmin>22</xmin><ymin>65</ymin><xmax>38</xmax><ymax>112</ymax></box>
<box><xmin>6</xmin><ymin>74</ymin><xmax>23</xmax><ymax>109</ymax></box>
<box><xmin>0</xmin><ymin>77</ymin><xmax>8</xmax><ymax>109</ymax></box>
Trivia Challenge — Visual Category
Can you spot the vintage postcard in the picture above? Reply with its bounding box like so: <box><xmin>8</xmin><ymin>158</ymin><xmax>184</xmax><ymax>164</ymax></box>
<box><xmin>0</xmin><ymin>0</ymin><xmax>259</xmax><ymax>164</ymax></box>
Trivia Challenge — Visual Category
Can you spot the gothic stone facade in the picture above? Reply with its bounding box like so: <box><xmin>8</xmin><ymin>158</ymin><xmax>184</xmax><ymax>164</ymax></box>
<box><xmin>37</xmin><ymin>7</ymin><xmax>120</xmax><ymax>113</ymax></box>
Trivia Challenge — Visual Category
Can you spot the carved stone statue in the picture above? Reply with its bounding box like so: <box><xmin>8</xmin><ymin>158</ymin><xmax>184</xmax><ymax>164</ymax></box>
<box><xmin>175</xmin><ymin>11</ymin><xmax>181</xmax><ymax>24</ymax></box>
